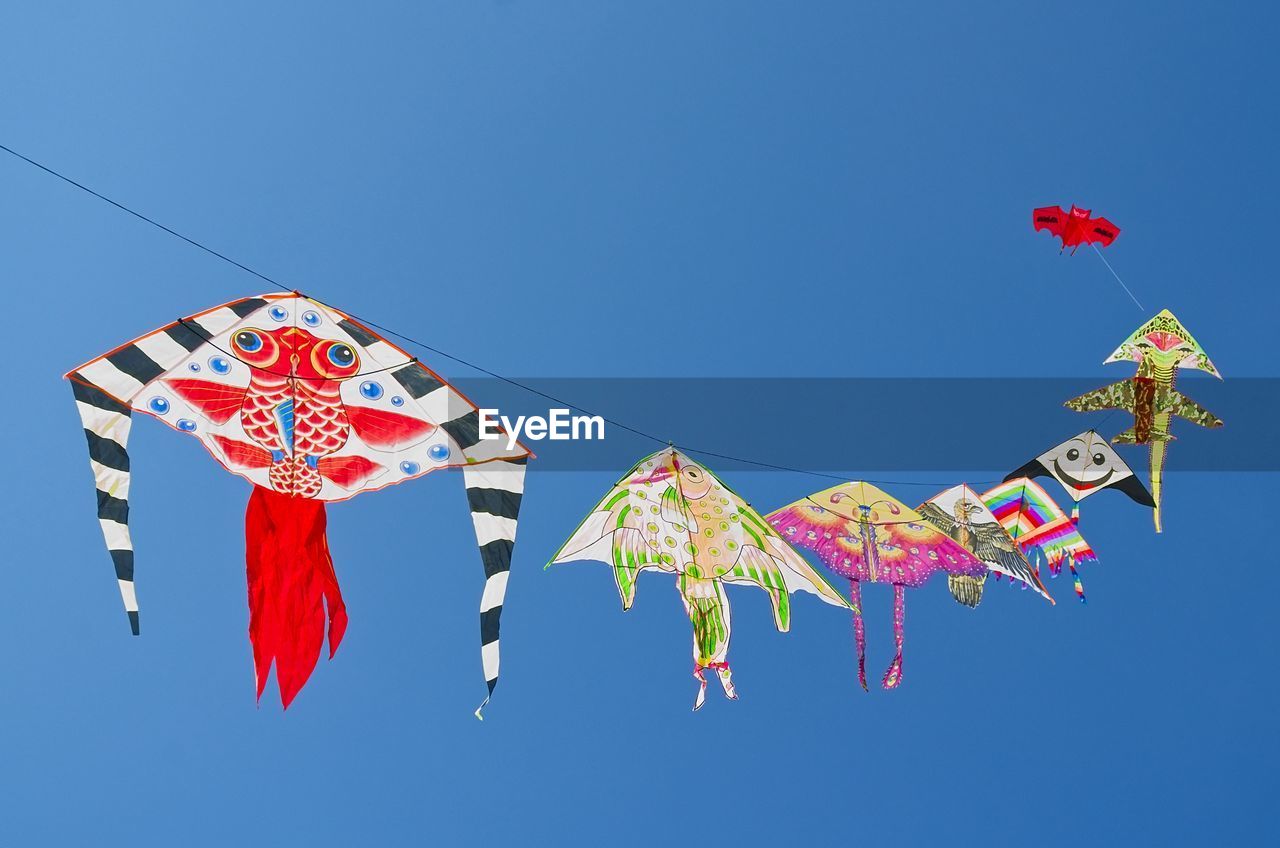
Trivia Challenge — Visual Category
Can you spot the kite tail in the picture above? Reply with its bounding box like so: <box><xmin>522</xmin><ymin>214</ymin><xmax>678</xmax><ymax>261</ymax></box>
<box><xmin>881</xmin><ymin>583</ymin><xmax>904</xmax><ymax>690</ymax></box>
<box><xmin>245</xmin><ymin>485</ymin><xmax>348</xmax><ymax>708</ymax></box>
<box><xmin>850</xmin><ymin>579</ymin><xmax>867</xmax><ymax>691</ymax></box>
<box><xmin>1150</xmin><ymin>438</ymin><xmax>1166</xmax><ymax>534</ymax></box>
<box><xmin>709</xmin><ymin>661</ymin><xmax>737</xmax><ymax>701</ymax></box>
<box><xmin>692</xmin><ymin>665</ymin><xmax>708</xmax><ymax>712</ymax></box>
<box><xmin>1067</xmin><ymin>559</ymin><xmax>1086</xmax><ymax>603</ymax></box>
<box><xmin>1068</xmin><ymin>506</ymin><xmax>1087</xmax><ymax>602</ymax></box>
<box><xmin>683</xmin><ymin>580</ymin><xmax>732</xmax><ymax>711</ymax></box>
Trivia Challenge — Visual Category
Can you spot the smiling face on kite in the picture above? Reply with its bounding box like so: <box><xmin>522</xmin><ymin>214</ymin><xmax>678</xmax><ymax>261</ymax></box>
<box><xmin>1051</xmin><ymin>437</ymin><xmax>1116</xmax><ymax>489</ymax></box>
<box><xmin>1006</xmin><ymin>431</ymin><xmax>1155</xmax><ymax>507</ymax></box>
<box><xmin>1105</xmin><ymin>309</ymin><xmax>1220</xmax><ymax>377</ymax></box>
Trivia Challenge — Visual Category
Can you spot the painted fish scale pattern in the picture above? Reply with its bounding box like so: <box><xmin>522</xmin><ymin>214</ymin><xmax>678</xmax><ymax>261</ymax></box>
<box><xmin>294</xmin><ymin>381</ymin><xmax>349</xmax><ymax>457</ymax></box>
<box><xmin>240</xmin><ymin>374</ymin><xmax>291</xmax><ymax>453</ymax></box>
<box><xmin>269</xmin><ymin>457</ymin><xmax>322</xmax><ymax>498</ymax></box>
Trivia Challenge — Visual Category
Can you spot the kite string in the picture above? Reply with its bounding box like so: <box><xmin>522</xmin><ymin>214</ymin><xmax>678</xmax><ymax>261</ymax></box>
<box><xmin>0</xmin><ymin>143</ymin><xmax>291</xmax><ymax>292</ymax></box>
<box><xmin>1090</xmin><ymin>243</ymin><xmax>1145</xmax><ymax>312</ymax></box>
<box><xmin>311</xmin><ymin>297</ymin><xmax>999</xmax><ymax>487</ymax></box>
<box><xmin>6</xmin><ymin>141</ymin><xmax>997</xmax><ymax>488</ymax></box>
<box><xmin>300</xmin><ymin>294</ymin><xmax>674</xmax><ymax>449</ymax></box>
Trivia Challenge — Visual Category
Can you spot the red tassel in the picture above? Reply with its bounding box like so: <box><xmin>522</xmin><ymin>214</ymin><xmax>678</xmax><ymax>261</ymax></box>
<box><xmin>245</xmin><ymin>485</ymin><xmax>348</xmax><ymax>708</ymax></box>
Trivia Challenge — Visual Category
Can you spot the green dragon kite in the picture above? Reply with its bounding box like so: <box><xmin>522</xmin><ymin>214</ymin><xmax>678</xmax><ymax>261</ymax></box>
<box><xmin>1064</xmin><ymin>309</ymin><xmax>1223</xmax><ymax>533</ymax></box>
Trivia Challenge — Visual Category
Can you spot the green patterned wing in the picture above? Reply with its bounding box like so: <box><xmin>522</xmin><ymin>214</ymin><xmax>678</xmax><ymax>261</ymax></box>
<box><xmin>722</xmin><ymin>545</ymin><xmax>793</xmax><ymax>631</ymax></box>
<box><xmin>1065</xmin><ymin>380</ymin><xmax>1135</xmax><ymax>413</ymax></box>
<box><xmin>1161</xmin><ymin>389</ymin><xmax>1224</xmax><ymax>429</ymax></box>
<box><xmin>549</xmin><ymin>482</ymin><xmax>667</xmax><ymax>610</ymax></box>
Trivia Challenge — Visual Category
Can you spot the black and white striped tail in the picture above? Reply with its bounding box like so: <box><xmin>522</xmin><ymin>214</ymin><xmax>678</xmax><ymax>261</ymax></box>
<box><xmin>70</xmin><ymin>378</ymin><xmax>139</xmax><ymax>634</ymax></box>
<box><xmin>68</xmin><ymin>295</ymin><xmax>269</xmax><ymax>635</ymax></box>
<box><xmin>462</xmin><ymin>457</ymin><xmax>527</xmax><ymax>719</ymax></box>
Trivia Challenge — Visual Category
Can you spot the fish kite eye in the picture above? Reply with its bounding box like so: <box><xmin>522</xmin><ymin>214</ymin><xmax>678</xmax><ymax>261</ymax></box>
<box><xmin>311</xmin><ymin>339</ymin><xmax>360</xmax><ymax>378</ymax></box>
<box><xmin>228</xmin><ymin>328</ymin><xmax>278</xmax><ymax>367</ymax></box>
<box><xmin>234</xmin><ymin>330</ymin><xmax>263</xmax><ymax>353</ymax></box>
<box><xmin>328</xmin><ymin>344</ymin><xmax>355</xmax><ymax>368</ymax></box>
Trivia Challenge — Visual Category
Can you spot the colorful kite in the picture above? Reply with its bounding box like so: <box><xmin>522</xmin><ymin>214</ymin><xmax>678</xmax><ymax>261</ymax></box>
<box><xmin>1033</xmin><ymin>204</ymin><xmax>1120</xmax><ymax>253</ymax></box>
<box><xmin>766</xmin><ymin>483</ymin><xmax>984</xmax><ymax>691</ymax></box>
<box><xmin>67</xmin><ymin>292</ymin><xmax>530</xmax><ymax>711</ymax></box>
<box><xmin>1005</xmin><ymin>430</ymin><xmax>1155</xmax><ymax>514</ymax></box>
<box><xmin>981</xmin><ymin>478</ymin><xmax>1096</xmax><ymax>602</ymax></box>
<box><xmin>548</xmin><ymin>448</ymin><xmax>851</xmax><ymax>710</ymax></box>
<box><xmin>917</xmin><ymin>484</ymin><xmax>1053</xmax><ymax>607</ymax></box>
<box><xmin>1063</xmin><ymin>309</ymin><xmax>1222</xmax><ymax>532</ymax></box>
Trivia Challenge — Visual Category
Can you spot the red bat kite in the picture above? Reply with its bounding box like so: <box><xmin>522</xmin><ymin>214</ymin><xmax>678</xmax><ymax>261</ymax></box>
<box><xmin>1033</xmin><ymin>205</ymin><xmax>1120</xmax><ymax>253</ymax></box>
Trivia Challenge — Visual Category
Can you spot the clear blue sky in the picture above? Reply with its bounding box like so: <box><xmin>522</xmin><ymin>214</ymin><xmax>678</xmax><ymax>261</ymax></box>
<box><xmin>2</xmin><ymin>3</ymin><xmax>1276</xmax><ymax>845</ymax></box>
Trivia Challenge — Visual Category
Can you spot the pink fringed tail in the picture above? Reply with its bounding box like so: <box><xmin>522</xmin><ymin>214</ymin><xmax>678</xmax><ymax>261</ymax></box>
<box><xmin>850</xmin><ymin>579</ymin><xmax>867</xmax><ymax>691</ymax></box>
<box><xmin>882</xmin><ymin>583</ymin><xmax>905</xmax><ymax>689</ymax></box>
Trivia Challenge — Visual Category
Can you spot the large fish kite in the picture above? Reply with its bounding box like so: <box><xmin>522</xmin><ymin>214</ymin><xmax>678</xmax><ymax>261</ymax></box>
<box><xmin>1064</xmin><ymin>309</ymin><xmax>1222</xmax><ymax>532</ymax></box>
<box><xmin>67</xmin><ymin>292</ymin><xmax>530</xmax><ymax>711</ymax></box>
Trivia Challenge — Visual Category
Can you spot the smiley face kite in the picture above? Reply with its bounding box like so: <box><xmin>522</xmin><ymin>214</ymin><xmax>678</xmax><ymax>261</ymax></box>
<box><xmin>1005</xmin><ymin>430</ymin><xmax>1155</xmax><ymax>508</ymax></box>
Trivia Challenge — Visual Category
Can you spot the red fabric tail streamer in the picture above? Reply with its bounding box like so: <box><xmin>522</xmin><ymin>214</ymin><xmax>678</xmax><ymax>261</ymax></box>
<box><xmin>1133</xmin><ymin>376</ymin><xmax>1156</xmax><ymax>443</ymax></box>
<box><xmin>245</xmin><ymin>485</ymin><xmax>348</xmax><ymax>708</ymax></box>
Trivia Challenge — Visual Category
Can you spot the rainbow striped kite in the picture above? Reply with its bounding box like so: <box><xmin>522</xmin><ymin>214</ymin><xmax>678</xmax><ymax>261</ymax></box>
<box><xmin>981</xmin><ymin>477</ymin><xmax>1097</xmax><ymax>602</ymax></box>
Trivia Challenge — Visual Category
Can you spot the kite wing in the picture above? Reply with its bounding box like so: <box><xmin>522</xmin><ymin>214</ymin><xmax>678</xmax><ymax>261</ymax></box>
<box><xmin>547</xmin><ymin>460</ymin><xmax>673</xmax><ymax>610</ymax></box>
<box><xmin>1082</xmin><ymin>216</ymin><xmax>1120</xmax><ymax>246</ymax></box>
<box><xmin>67</xmin><ymin>292</ymin><xmax>530</xmax><ymax>710</ymax></box>
<box><xmin>1162</xmin><ymin>390</ymin><xmax>1225</xmax><ymax>429</ymax></box>
<box><xmin>1033</xmin><ymin>206</ymin><xmax>1067</xmax><ymax>241</ymax></box>
<box><xmin>1064</xmin><ymin>379</ymin><xmax>1135</xmax><ymax>414</ymax></box>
